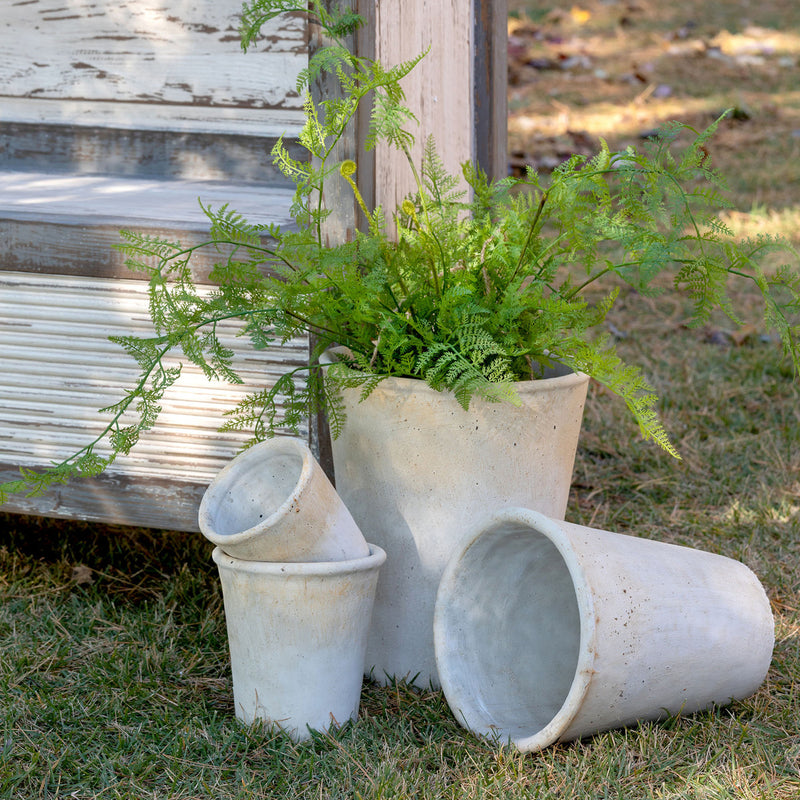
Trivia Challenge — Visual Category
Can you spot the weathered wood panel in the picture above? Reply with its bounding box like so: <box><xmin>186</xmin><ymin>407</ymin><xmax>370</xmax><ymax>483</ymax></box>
<box><xmin>0</xmin><ymin>170</ymin><xmax>296</xmax><ymax>228</ymax></box>
<box><xmin>0</xmin><ymin>273</ymin><xmax>309</xmax><ymax>488</ymax></box>
<box><xmin>0</xmin><ymin>0</ymin><xmax>306</xmax><ymax>133</ymax></box>
<box><xmin>0</xmin><ymin>170</ymin><xmax>296</xmax><ymax>278</ymax></box>
<box><xmin>0</xmin><ymin>122</ymin><xmax>304</xmax><ymax>182</ymax></box>
<box><xmin>0</xmin><ymin>270</ymin><xmax>309</xmax><ymax>531</ymax></box>
<box><xmin>0</xmin><ymin>464</ymin><xmax>210</xmax><ymax>531</ymax></box>
<box><xmin>0</xmin><ymin>98</ymin><xmax>305</xmax><ymax>137</ymax></box>
<box><xmin>0</xmin><ymin>1</ymin><xmax>509</xmax><ymax>531</ymax></box>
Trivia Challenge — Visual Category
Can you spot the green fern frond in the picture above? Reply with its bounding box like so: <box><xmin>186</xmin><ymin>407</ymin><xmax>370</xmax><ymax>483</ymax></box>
<box><xmin>201</xmin><ymin>202</ymin><xmax>270</xmax><ymax>247</ymax></box>
<box><xmin>1</xmin><ymin>451</ymin><xmax>116</xmax><ymax>502</ymax></box>
<box><xmin>415</xmin><ymin>339</ymin><xmax>517</xmax><ymax>410</ymax></box>
<box><xmin>366</xmin><ymin>91</ymin><xmax>417</xmax><ymax>154</ymax></box>
<box><xmin>556</xmin><ymin>337</ymin><xmax>680</xmax><ymax>458</ymax></box>
<box><xmin>421</xmin><ymin>137</ymin><xmax>464</xmax><ymax>206</ymax></box>
<box><xmin>114</xmin><ymin>231</ymin><xmax>186</xmax><ymax>278</ymax></box>
<box><xmin>239</xmin><ymin>0</ymin><xmax>307</xmax><ymax>52</ymax></box>
<box><xmin>271</xmin><ymin>135</ymin><xmax>313</xmax><ymax>185</ymax></box>
<box><xmin>302</xmin><ymin>43</ymin><xmax>354</xmax><ymax>91</ymax></box>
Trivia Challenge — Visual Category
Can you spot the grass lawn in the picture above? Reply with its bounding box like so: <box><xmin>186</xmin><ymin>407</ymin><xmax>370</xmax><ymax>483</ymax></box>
<box><xmin>2</xmin><ymin>0</ymin><xmax>800</xmax><ymax>796</ymax></box>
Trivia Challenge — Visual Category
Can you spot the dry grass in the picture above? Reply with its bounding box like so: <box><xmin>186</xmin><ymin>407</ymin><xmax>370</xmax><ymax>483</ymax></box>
<box><xmin>508</xmin><ymin>0</ymin><xmax>800</xmax><ymax>226</ymax></box>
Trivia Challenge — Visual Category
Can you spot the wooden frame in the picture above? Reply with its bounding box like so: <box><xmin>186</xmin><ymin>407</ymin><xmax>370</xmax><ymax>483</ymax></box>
<box><xmin>0</xmin><ymin>0</ymin><xmax>507</xmax><ymax>531</ymax></box>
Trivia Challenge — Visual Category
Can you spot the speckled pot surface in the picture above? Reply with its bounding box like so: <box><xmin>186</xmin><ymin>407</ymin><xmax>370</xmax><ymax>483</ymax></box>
<box><xmin>213</xmin><ymin>544</ymin><xmax>385</xmax><ymax>740</ymax></box>
<box><xmin>434</xmin><ymin>507</ymin><xmax>774</xmax><ymax>751</ymax></box>
<box><xmin>199</xmin><ymin>437</ymin><xmax>368</xmax><ymax>562</ymax></box>
<box><xmin>324</xmin><ymin>351</ymin><xmax>589</xmax><ymax>688</ymax></box>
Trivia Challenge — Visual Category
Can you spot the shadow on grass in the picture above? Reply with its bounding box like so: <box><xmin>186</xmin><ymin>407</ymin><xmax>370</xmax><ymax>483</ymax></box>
<box><xmin>0</xmin><ymin>510</ymin><xmax>216</xmax><ymax>603</ymax></box>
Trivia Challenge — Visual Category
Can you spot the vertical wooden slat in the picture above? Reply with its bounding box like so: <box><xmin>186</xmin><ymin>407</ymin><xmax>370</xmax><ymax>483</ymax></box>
<box><xmin>370</xmin><ymin>1</ymin><xmax>474</xmax><ymax>211</ymax></box>
<box><xmin>356</xmin><ymin>0</ymin><xmax>507</xmax><ymax>215</ymax></box>
<box><xmin>307</xmin><ymin>1</ymin><xmax>362</xmax><ymax>480</ymax></box>
<box><xmin>474</xmin><ymin>0</ymin><xmax>508</xmax><ymax>181</ymax></box>
<box><xmin>309</xmin><ymin>0</ymin><xmax>360</xmax><ymax>244</ymax></box>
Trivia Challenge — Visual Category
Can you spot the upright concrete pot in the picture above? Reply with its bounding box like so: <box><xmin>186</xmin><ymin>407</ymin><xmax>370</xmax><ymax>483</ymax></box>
<box><xmin>213</xmin><ymin>544</ymin><xmax>386</xmax><ymax>740</ymax></box>
<box><xmin>323</xmin><ymin>350</ymin><xmax>589</xmax><ymax>688</ymax></box>
<box><xmin>199</xmin><ymin>437</ymin><xmax>368</xmax><ymax>562</ymax></box>
<box><xmin>434</xmin><ymin>507</ymin><xmax>775</xmax><ymax>752</ymax></box>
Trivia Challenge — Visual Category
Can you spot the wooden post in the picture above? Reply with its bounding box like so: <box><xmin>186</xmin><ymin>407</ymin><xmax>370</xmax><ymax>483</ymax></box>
<box><xmin>473</xmin><ymin>0</ymin><xmax>509</xmax><ymax>181</ymax></box>
<box><xmin>310</xmin><ymin>0</ymin><xmax>508</xmax><ymax>234</ymax></box>
<box><xmin>308</xmin><ymin>5</ymin><xmax>360</xmax><ymax>480</ymax></box>
<box><xmin>358</xmin><ymin>0</ymin><xmax>507</xmax><ymax>213</ymax></box>
<box><xmin>309</xmin><ymin>0</ymin><xmax>507</xmax><ymax>481</ymax></box>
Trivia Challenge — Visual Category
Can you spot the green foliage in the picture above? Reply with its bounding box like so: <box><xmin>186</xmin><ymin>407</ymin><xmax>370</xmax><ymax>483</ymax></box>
<box><xmin>2</xmin><ymin>2</ymin><xmax>800</xmax><ymax>500</ymax></box>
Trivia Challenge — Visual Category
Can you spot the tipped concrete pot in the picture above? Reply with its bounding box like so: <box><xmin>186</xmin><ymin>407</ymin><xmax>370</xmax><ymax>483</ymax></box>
<box><xmin>434</xmin><ymin>507</ymin><xmax>774</xmax><ymax>752</ymax></box>
<box><xmin>213</xmin><ymin>544</ymin><xmax>386</xmax><ymax>740</ymax></box>
<box><xmin>198</xmin><ymin>437</ymin><xmax>368</xmax><ymax>562</ymax></box>
<box><xmin>322</xmin><ymin>349</ymin><xmax>589</xmax><ymax>688</ymax></box>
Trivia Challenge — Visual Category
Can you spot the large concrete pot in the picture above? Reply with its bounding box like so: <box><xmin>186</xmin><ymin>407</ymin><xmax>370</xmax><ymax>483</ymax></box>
<box><xmin>199</xmin><ymin>437</ymin><xmax>368</xmax><ymax>562</ymax></box>
<box><xmin>213</xmin><ymin>544</ymin><xmax>386</xmax><ymax>740</ymax></box>
<box><xmin>323</xmin><ymin>351</ymin><xmax>589</xmax><ymax>688</ymax></box>
<box><xmin>434</xmin><ymin>507</ymin><xmax>774</xmax><ymax>752</ymax></box>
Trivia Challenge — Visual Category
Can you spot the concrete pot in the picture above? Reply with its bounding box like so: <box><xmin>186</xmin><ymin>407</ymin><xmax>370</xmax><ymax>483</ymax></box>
<box><xmin>199</xmin><ymin>437</ymin><xmax>369</xmax><ymax>562</ymax></box>
<box><xmin>213</xmin><ymin>544</ymin><xmax>386</xmax><ymax>740</ymax></box>
<box><xmin>323</xmin><ymin>350</ymin><xmax>589</xmax><ymax>688</ymax></box>
<box><xmin>434</xmin><ymin>507</ymin><xmax>775</xmax><ymax>752</ymax></box>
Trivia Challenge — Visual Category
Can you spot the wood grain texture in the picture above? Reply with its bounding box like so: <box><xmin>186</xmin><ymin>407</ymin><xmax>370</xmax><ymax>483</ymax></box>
<box><xmin>473</xmin><ymin>0</ymin><xmax>508</xmax><ymax>181</ymax></box>
<box><xmin>371</xmin><ymin>0</ymin><xmax>474</xmax><ymax>211</ymax></box>
<box><xmin>0</xmin><ymin>0</ymin><xmax>306</xmax><ymax>132</ymax></box>
<box><xmin>0</xmin><ymin>121</ymin><xmax>298</xmax><ymax>182</ymax></box>
<box><xmin>0</xmin><ymin>463</ymin><xmax>209</xmax><ymax>531</ymax></box>
<box><xmin>0</xmin><ymin>98</ymin><xmax>305</xmax><ymax>138</ymax></box>
<box><xmin>309</xmin><ymin>2</ymin><xmax>359</xmax><ymax>246</ymax></box>
<box><xmin>0</xmin><ymin>170</ymin><xmax>296</xmax><ymax>228</ymax></box>
<box><xmin>0</xmin><ymin>170</ymin><xmax>297</xmax><ymax>278</ymax></box>
<box><xmin>0</xmin><ymin>217</ymin><xmax>222</xmax><ymax>279</ymax></box>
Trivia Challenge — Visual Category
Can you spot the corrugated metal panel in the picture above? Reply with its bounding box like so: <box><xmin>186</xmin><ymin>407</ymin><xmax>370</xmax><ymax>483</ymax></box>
<box><xmin>0</xmin><ymin>271</ymin><xmax>309</xmax><ymax>482</ymax></box>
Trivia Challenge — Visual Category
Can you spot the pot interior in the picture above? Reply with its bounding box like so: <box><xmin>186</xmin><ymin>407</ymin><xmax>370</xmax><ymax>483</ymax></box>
<box><xmin>437</xmin><ymin>520</ymin><xmax>581</xmax><ymax>741</ymax></box>
<box><xmin>208</xmin><ymin>447</ymin><xmax>305</xmax><ymax>536</ymax></box>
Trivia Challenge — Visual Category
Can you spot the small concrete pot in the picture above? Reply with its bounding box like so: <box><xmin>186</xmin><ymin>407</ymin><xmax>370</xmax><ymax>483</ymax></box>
<box><xmin>434</xmin><ymin>507</ymin><xmax>774</xmax><ymax>752</ymax></box>
<box><xmin>213</xmin><ymin>544</ymin><xmax>386</xmax><ymax>740</ymax></box>
<box><xmin>198</xmin><ymin>437</ymin><xmax>369</xmax><ymax>562</ymax></box>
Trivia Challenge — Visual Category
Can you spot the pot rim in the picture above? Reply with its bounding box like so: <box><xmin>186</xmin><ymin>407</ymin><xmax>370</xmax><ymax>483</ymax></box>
<box><xmin>320</xmin><ymin>347</ymin><xmax>589</xmax><ymax>395</ymax></box>
<box><xmin>211</xmin><ymin>543</ymin><xmax>387</xmax><ymax>575</ymax></box>
<box><xmin>198</xmin><ymin>437</ymin><xmax>313</xmax><ymax>542</ymax></box>
<box><xmin>434</xmin><ymin>507</ymin><xmax>597</xmax><ymax>752</ymax></box>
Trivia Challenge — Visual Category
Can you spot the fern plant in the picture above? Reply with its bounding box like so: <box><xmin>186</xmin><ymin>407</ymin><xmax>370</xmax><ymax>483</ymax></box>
<box><xmin>2</xmin><ymin>0</ymin><xmax>800</xmax><ymax>499</ymax></box>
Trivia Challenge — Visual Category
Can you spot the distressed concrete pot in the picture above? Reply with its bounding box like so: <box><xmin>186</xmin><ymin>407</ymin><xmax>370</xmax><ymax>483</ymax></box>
<box><xmin>199</xmin><ymin>437</ymin><xmax>369</xmax><ymax>562</ymax></box>
<box><xmin>434</xmin><ymin>507</ymin><xmax>775</xmax><ymax>752</ymax></box>
<box><xmin>213</xmin><ymin>544</ymin><xmax>386</xmax><ymax>740</ymax></box>
<box><xmin>323</xmin><ymin>350</ymin><xmax>589</xmax><ymax>688</ymax></box>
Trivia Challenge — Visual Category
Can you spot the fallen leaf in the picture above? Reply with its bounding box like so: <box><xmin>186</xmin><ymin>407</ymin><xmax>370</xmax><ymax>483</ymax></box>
<box><xmin>570</xmin><ymin>6</ymin><xmax>591</xmax><ymax>25</ymax></box>
<box><xmin>730</xmin><ymin>324</ymin><xmax>758</xmax><ymax>346</ymax></box>
<box><xmin>71</xmin><ymin>564</ymin><xmax>94</xmax><ymax>585</ymax></box>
